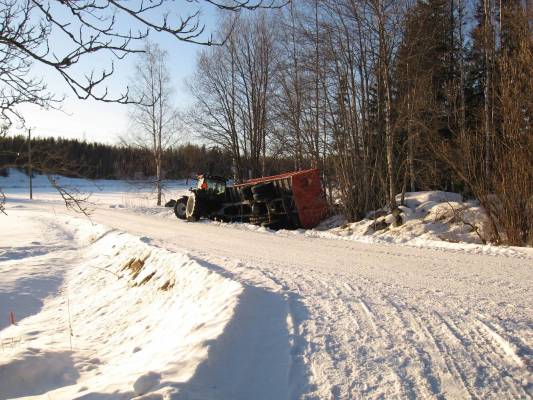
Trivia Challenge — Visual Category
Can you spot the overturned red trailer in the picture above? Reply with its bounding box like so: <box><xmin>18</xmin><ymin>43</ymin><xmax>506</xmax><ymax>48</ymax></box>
<box><xmin>173</xmin><ymin>168</ymin><xmax>329</xmax><ymax>230</ymax></box>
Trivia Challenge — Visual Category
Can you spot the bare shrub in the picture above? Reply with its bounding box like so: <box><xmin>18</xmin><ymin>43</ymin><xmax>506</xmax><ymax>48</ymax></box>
<box><xmin>439</xmin><ymin>8</ymin><xmax>532</xmax><ymax>246</ymax></box>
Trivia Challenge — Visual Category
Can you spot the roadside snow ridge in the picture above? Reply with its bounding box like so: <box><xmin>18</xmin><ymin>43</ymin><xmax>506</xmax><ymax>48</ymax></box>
<box><xmin>0</xmin><ymin>216</ymin><xmax>246</xmax><ymax>399</ymax></box>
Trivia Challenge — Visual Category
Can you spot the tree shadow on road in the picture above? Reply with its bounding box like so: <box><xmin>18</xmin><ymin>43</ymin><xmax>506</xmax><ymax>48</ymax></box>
<box><xmin>161</xmin><ymin>283</ymin><xmax>292</xmax><ymax>400</ymax></box>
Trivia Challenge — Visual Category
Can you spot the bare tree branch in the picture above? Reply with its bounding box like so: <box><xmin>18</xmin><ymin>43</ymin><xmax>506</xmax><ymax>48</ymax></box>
<box><xmin>47</xmin><ymin>175</ymin><xmax>91</xmax><ymax>217</ymax></box>
<box><xmin>0</xmin><ymin>189</ymin><xmax>6</xmax><ymax>215</ymax></box>
<box><xmin>445</xmin><ymin>200</ymin><xmax>487</xmax><ymax>245</ymax></box>
<box><xmin>125</xmin><ymin>40</ymin><xmax>183</xmax><ymax>205</ymax></box>
<box><xmin>0</xmin><ymin>0</ymin><xmax>287</xmax><ymax>130</ymax></box>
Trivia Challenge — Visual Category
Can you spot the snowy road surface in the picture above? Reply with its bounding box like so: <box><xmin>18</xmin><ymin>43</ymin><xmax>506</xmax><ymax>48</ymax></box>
<box><xmin>1</xmin><ymin>199</ymin><xmax>532</xmax><ymax>399</ymax></box>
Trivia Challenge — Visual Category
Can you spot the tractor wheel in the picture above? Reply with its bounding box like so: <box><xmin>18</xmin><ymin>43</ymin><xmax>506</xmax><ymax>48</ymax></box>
<box><xmin>240</xmin><ymin>186</ymin><xmax>254</xmax><ymax>201</ymax></box>
<box><xmin>251</xmin><ymin>201</ymin><xmax>267</xmax><ymax>216</ymax></box>
<box><xmin>253</xmin><ymin>192</ymin><xmax>274</xmax><ymax>202</ymax></box>
<box><xmin>267</xmin><ymin>199</ymin><xmax>283</xmax><ymax>213</ymax></box>
<box><xmin>251</xmin><ymin>182</ymin><xmax>275</xmax><ymax>197</ymax></box>
<box><xmin>185</xmin><ymin>192</ymin><xmax>202</xmax><ymax>222</ymax></box>
<box><xmin>173</xmin><ymin>196</ymin><xmax>188</xmax><ymax>220</ymax></box>
<box><xmin>261</xmin><ymin>218</ymin><xmax>287</xmax><ymax>231</ymax></box>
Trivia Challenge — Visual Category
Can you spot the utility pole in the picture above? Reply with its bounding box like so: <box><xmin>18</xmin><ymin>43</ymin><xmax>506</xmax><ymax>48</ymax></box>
<box><xmin>28</xmin><ymin>128</ymin><xmax>32</xmax><ymax>200</ymax></box>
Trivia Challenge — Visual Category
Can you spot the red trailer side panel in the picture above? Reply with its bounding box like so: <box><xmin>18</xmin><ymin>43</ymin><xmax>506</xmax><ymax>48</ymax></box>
<box><xmin>290</xmin><ymin>169</ymin><xmax>328</xmax><ymax>228</ymax></box>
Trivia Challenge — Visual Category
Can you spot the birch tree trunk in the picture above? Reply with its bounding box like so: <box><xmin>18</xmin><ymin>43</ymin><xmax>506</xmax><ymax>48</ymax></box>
<box><xmin>127</xmin><ymin>41</ymin><xmax>181</xmax><ymax>206</ymax></box>
<box><xmin>483</xmin><ymin>0</ymin><xmax>493</xmax><ymax>181</ymax></box>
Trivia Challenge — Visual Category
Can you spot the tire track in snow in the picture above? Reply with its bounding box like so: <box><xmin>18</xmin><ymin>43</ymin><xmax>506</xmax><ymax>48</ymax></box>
<box><xmin>475</xmin><ymin>317</ymin><xmax>524</xmax><ymax>368</ymax></box>
<box><xmin>328</xmin><ymin>278</ymin><xmax>408</xmax><ymax>399</ymax></box>
<box><xmin>428</xmin><ymin>309</ymin><xmax>531</xmax><ymax>399</ymax></box>
<box><xmin>381</xmin><ymin>296</ymin><xmax>445</xmax><ymax>399</ymax></box>
<box><xmin>410</xmin><ymin>310</ymin><xmax>474</xmax><ymax>399</ymax></box>
<box><xmin>193</xmin><ymin>245</ymin><xmax>531</xmax><ymax>398</ymax></box>
<box><xmin>466</xmin><ymin>317</ymin><xmax>530</xmax><ymax>398</ymax></box>
<box><xmin>264</xmin><ymin>273</ymin><xmax>400</xmax><ymax>399</ymax></box>
<box><xmin>357</xmin><ymin>298</ymin><xmax>378</xmax><ymax>335</ymax></box>
<box><xmin>436</xmin><ymin>312</ymin><xmax>497</xmax><ymax>399</ymax></box>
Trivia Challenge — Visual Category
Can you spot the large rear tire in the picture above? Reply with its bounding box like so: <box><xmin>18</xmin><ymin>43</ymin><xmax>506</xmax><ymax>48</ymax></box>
<box><xmin>173</xmin><ymin>196</ymin><xmax>188</xmax><ymax>220</ymax></box>
<box><xmin>253</xmin><ymin>192</ymin><xmax>273</xmax><ymax>202</ymax></box>
<box><xmin>251</xmin><ymin>182</ymin><xmax>275</xmax><ymax>197</ymax></box>
<box><xmin>240</xmin><ymin>186</ymin><xmax>254</xmax><ymax>201</ymax></box>
<box><xmin>186</xmin><ymin>192</ymin><xmax>202</xmax><ymax>222</ymax></box>
<box><xmin>261</xmin><ymin>218</ymin><xmax>287</xmax><ymax>230</ymax></box>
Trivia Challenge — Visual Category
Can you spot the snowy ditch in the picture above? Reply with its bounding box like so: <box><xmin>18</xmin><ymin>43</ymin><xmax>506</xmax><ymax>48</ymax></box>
<box><xmin>0</xmin><ymin>214</ymin><xmax>291</xmax><ymax>399</ymax></box>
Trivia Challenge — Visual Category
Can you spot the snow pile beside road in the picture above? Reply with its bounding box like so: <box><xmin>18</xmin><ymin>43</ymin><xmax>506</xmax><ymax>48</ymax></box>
<box><xmin>0</xmin><ymin>213</ymin><xmax>243</xmax><ymax>399</ymax></box>
<box><xmin>207</xmin><ymin>191</ymin><xmax>504</xmax><ymax>252</ymax></box>
<box><xmin>321</xmin><ymin>191</ymin><xmax>489</xmax><ymax>245</ymax></box>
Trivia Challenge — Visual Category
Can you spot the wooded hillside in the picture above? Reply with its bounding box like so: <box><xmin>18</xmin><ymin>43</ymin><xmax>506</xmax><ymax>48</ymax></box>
<box><xmin>187</xmin><ymin>0</ymin><xmax>532</xmax><ymax>245</ymax></box>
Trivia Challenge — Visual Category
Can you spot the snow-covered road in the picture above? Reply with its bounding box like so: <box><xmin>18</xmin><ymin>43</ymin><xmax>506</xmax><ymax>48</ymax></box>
<box><xmin>92</xmin><ymin>208</ymin><xmax>533</xmax><ymax>399</ymax></box>
<box><xmin>15</xmin><ymin>201</ymin><xmax>533</xmax><ymax>398</ymax></box>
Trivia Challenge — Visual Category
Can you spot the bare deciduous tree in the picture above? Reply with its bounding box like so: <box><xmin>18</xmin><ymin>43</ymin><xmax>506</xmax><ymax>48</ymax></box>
<box><xmin>187</xmin><ymin>35</ymin><xmax>243</xmax><ymax>180</ymax></box>
<box><xmin>127</xmin><ymin>41</ymin><xmax>182</xmax><ymax>206</ymax></box>
<box><xmin>188</xmin><ymin>13</ymin><xmax>274</xmax><ymax>180</ymax></box>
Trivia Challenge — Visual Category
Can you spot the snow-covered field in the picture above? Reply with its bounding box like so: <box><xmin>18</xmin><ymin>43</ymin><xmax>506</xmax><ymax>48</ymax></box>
<box><xmin>1</xmin><ymin>172</ymin><xmax>532</xmax><ymax>399</ymax></box>
<box><xmin>1</xmin><ymin>169</ymin><xmax>190</xmax><ymax>211</ymax></box>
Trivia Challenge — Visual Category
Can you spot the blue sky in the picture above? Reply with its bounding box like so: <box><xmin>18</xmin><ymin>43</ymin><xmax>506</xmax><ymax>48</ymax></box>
<box><xmin>16</xmin><ymin>3</ymin><xmax>221</xmax><ymax>144</ymax></box>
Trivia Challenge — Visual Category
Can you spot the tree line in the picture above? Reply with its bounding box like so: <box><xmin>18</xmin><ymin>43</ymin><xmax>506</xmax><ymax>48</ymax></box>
<box><xmin>0</xmin><ymin>136</ymin><xmax>236</xmax><ymax>180</ymax></box>
<box><xmin>187</xmin><ymin>0</ymin><xmax>532</xmax><ymax>245</ymax></box>
<box><xmin>0</xmin><ymin>135</ymin><xmax>296</xmax><ymax>181</ymax></box>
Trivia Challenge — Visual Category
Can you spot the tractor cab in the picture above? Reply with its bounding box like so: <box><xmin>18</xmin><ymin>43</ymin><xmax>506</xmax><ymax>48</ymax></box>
<box><xmin>196</xmin><ymin>175</ymin><xmax>227</xmax><ymax>195</ymax></box>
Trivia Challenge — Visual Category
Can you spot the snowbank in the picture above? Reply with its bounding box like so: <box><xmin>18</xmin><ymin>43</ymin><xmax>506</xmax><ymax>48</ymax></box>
<box><xmin>304</xmin><ymin>191</ymin><xmax>532</xmax><ymax>255</ymax></box>
<box><xmin>396</xmin><ymin>191</ymin><xmax>463</xmax><ymax>209</ymax></box>
<box><xmin>326</xmin><ymin>191</ymin><xmax>488</xmax><ymax>244</ymax></box>
<box><xmin>0</xmin><ymin>213</ymin><xmax>246</xmax><ymax>399</ymax></box>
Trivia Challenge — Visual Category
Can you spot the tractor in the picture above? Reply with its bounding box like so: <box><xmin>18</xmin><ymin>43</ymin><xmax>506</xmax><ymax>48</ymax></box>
<box><xmin>173</xmin><ymin>169</ymin><xmax>328</xmax><ymax>230</ymax></box>
<box><xmin>173</xmin><ymin>175</ymin><xmax>227</xmax><ymax>222</ymax></box>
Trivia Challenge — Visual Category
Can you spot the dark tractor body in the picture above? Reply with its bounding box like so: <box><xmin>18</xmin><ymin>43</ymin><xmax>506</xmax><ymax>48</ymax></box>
<box><xmin>173</xmin><ymin>169</ymin><xmax>328</xmax><ymax>230</ymax></box>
